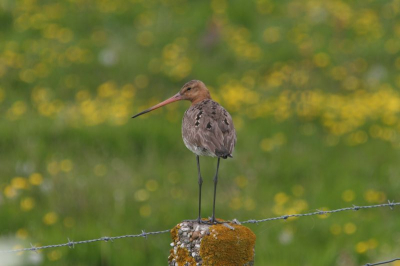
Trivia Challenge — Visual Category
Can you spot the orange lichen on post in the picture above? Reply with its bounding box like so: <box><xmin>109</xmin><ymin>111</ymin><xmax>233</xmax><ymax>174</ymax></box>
<box><xmin>169</xmin><ymin>223</ymin><xmax>197</xmax><ymax>266</ymax></box>
<box><xmin>170</xmin><ymin>224</ymin><xmax>180</xmax><ymax>243</ymax></box>
<box><xmin>200</xmin><ymin>222</ymin><xmax>256</xmax><ymax>266</ymax></box>
<box><xmin>168</xmin><ymin>220</ymin><xmax>256</xmax><ymax>266</ymax></box>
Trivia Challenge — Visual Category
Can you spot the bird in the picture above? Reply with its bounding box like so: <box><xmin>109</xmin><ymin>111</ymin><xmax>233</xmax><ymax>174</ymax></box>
<box><xmin>132</xmin><ymin>80</ymin><xmax>236</xmax><ymax>224</ymax></box>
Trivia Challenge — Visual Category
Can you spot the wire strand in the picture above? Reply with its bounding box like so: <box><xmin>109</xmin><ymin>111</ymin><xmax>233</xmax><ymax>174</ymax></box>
<box><xmin>1</xmin><ymin>201</ymin><xmax>398</xmax><ymax>266</ymax></box>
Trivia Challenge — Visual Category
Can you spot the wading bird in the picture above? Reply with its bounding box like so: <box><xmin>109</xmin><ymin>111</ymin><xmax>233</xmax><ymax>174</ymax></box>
<box><xmin>132</xmin><ymin>80</ymin><xmax>236</xmax><ymax>223</ymax></box>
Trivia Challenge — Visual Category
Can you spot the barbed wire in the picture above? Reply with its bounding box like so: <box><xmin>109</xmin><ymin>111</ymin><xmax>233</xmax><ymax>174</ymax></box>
<box><xmin>240</xmin><ymin>200</ymin><xmax>399</xmax><ymax>224</ymax></box>
<box><xmin>0</xmin><ymin>229</ymin><xmax>170</xmax><ymax>254</ymax></box>
<box><xmin>1</xmin><ymin>201</ymin><xmax>398</xmax><ymax>266</ymax></box>
<box><xmin>365</xmin><ymin>258</ymin><xmax>400</xmax><ymax>266</ymax></box>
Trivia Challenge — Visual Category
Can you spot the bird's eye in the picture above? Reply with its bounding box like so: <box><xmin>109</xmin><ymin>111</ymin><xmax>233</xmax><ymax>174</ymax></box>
<box><xmin>187</xmin><ymin>87</ymin><xmax>192</xmax><ymax>91</ymax></box>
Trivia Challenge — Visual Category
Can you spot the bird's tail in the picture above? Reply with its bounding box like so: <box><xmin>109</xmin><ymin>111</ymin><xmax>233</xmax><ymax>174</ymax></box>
<box><xmin>215</xmin><ymin>148</ymin><xmax>232</xmax><ymax>159</ymax></box>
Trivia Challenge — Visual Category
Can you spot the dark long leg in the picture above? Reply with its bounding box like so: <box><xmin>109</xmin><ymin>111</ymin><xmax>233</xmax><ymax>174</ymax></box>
<box><xmin>196</xmin><ymin>155</ymin><xmax>203</xmax><ymax>223</ymax></box>
<box><xmin>211</xmin><ymin>157</ymin><xmax>221</xmax><ymax>223</ymax></box>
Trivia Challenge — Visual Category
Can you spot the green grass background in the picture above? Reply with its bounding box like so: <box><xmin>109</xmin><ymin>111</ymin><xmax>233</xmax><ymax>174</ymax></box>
<box><xmin>1</xmin><ymin>0</ymin><xmax>400</xmax><ymax>265</ymax></box>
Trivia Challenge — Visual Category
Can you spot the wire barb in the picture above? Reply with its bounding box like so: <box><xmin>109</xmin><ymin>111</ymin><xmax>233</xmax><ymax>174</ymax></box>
<box><xmin>141</xmin><ymin>230</ymin><xmax>148</xmax><ymax>239</ymax></box>
<box><xmin>67</xmin><ymin>238</ymin><xmax>74</xmax><ymax>249</ymax></box>
<box><xmin>388</xmin><ymin>200</ymin><xmax>395</xmax><ymax>210</ymax></box>
<box><xmin>30</xmin><ymin>243</ymin><xmax>38</xmax><ymax>254</ymax></box>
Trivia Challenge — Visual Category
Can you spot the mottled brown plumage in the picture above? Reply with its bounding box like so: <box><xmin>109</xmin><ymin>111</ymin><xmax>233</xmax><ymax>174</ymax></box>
<box><xmin>180</xmin><ymin>80</ymin><xmax>236</xmax><ymax>159</ymax></box>
<box><xmin>132</xmin><ymin>80</ymin><xmax>236</xmax><ymax>223</ymax></box>
<box><xmin>182</xmin><ymin>98</ymin><xmax>236</xmax><ymax>159</ymax></box>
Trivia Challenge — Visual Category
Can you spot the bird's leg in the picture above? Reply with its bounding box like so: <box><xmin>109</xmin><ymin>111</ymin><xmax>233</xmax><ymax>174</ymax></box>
<box><xmin>211</xmin><ymin>157</ymin><xmax>221</xmax><ymax>223</ymax></box>
<box><xmin>196</xmin><ymin>155</ymin><xmax>203</xmax><ymax>223</ymax></box>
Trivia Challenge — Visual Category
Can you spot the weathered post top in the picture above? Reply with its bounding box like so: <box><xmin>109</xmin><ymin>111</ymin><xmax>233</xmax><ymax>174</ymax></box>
<box><xmin>168</xmin><ymin>220</ymin><xmax>256</xmax><ymax>266</ymax></box>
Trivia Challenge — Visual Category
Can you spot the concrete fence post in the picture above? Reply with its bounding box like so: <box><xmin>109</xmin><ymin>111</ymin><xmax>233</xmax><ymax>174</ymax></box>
<box><xmin>168</xmin><ymin>220</ymin><xmax>256</xmax><ymax>266</ymax></box>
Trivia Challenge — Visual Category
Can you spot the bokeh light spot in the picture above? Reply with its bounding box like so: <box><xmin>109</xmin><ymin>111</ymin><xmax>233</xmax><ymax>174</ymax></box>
<box><xmin>29</xmin><ymin>173</ymin><xmax>43</xmax><ymax>185</ymax></box>
<box><xmin>342</xmin><ymin>189</ymin><xmax>355</xmax><ymax>202</ymax></box>
<box><xmin>43</xmin><ymin>212</ymin><xmax>59</xmax><ymax>225</ymax></box>
<box><xmin>21</xmin><ymin>197</ymin><xmax>35</xmax><ymax>211</ymax></box>
<box><xmin>135</xmin><ymin>189</ymin><xmax>150</xmax><ymax>202</ymax></box>
<box><xmin>146</xmin><ymin>180</ymin><xmax>159</xmax><ymax>192</ymax></box>
<box><xmin>344</xmin><ymin>222</ymin><xmax>356</xmax><ymax>234</ymax></box>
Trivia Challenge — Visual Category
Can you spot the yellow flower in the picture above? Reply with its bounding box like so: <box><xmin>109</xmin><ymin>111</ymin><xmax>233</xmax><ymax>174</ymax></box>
<box><xmin>4</xmin><ymin>185</ymin><xmax>17</xmax><ymax>198</ymax></box>
<box><xmin>330</xmin><ymin>224</ymin><xmax>341</xmax><ymax>235</ymax></box>
<box><xmin>16</xmin><ymin>228</ymin><xmax>29</xmax><ymax>239</ymax></box>
<box><xmin>29</xmin><ymin>173</ymin><xmax>43</xmax><ymax>185</ymax></box>
<box><xmin>11</xmin><ymin>177</ymin><xmax>29</xmax><ymax>189</ymax></box>
<box><xmin>47</xmin><ymin>250</ymin><xmax>62</xmax><ymax>261</ymax></box>
<box><xmin>60</xmin><ymin>159</ymin><xmax>73</xmax><ymax>172</ymax></box>
<box><xmin>146</xmin><ymin>180</ymin><xmax>159</xmax><ymax>192</ymax></box>
<box><xmin>342</xmin><ymin>189</ymin><xmax>355</xmax><ymax>202</ymax></box>
<box><xmin>293</xmin><ymin>199</ymin><xmax>308</xmax><ymax>212</ymax></box>
<box><xmin>356</xmin><ymin>241</ymin><xmax>368</xmax><ymax>254</ymax></box>
<box><xmin>7</xmin><ymin>101</ymin><xmax>27</xmax><ymax>120</ymax></box>
<box><xmin>364</xmin><ymin>189</ymin><xmax>380</xmax><ymax>203</ymax></box>
<box><xmin>274</xmin><ymin>192</ymin><xmax>289</xmax><ymax>205</ymax></box>
<box><xmin>140</xmin><ymin>205</ymin><xmax>152</xmax><ymax>217</ymax></box>
<box><xmin>97</xmin><ymin>81</ymin><xmax>117</xmax><ymax>98</ymax></box>
<box><xmin>260</xmin><ymin>138</ymin><xmax>274</xmax><ymax>152</ymax></box>
<box><xmin>134</xmin><ymin>189</ymin><xmax>149</xmax><ymax>202</ymax></box>
<box><xmin>235</xmin><ymin>176</ymin><xmax>248</xmax><ymax>188</ymax></box>
<box><xmin>313</xmin><ymin>53</ymin><xmax>330</xmax><ymax>67</ymax></box>
<box><xmin>43</xmin><ymin>212</ymin><xmax>58</xmax><ymax>225</ymax></box>
<box><xmin>344</xmin><ymin>222</ymin><xmax>356</xmax><ymax>234</ymax></box>
<box><xmin>21</xmin><ymin>197</ymin><xmax>35</xmax><ymax>211</ymax></box>
<box><xmin>47</xmin><ymin>161</ymin><xmax>59</xmax><ymax>176</ymax></box>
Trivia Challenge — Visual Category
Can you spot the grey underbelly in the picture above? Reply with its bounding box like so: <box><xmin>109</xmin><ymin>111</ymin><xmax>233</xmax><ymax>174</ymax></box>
<box><xmin>182</xmin><ymin>137</ymin><xmax>216</xmax><ymax>157</ymax></box>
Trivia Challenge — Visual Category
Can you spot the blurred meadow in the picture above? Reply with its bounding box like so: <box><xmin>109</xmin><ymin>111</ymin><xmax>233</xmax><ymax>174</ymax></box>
<box><xmin>1</xmin><ymin>0</ymin><xmax>400</xmax><ymax>265</ymax></box>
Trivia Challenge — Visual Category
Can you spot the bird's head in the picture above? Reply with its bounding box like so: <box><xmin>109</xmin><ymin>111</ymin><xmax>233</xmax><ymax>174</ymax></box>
<box><xmin>179</xmin><ymin>80</ymin><xmax>211</xmax><ymax>104</ymax></box>
<box><xmin>132</xmin><ymin>80</ymin><xmax>212</xmax><ymax>119</ymax></box>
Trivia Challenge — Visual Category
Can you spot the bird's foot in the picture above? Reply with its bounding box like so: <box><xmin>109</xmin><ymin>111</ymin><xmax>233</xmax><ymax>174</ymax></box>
<box><xmin>183</xmin><ymin>218</ymin><xmax>223</xmax><ymax>225</ymax></box>
<box><xmin>183</xmin><ymin>218</ymin><xmax>207</xmax><ymax>224</ymax></box>
<box><xmin>208</xmin><ymin>217</ymin><xmax>224</xmax><ymax>224</ymax></box>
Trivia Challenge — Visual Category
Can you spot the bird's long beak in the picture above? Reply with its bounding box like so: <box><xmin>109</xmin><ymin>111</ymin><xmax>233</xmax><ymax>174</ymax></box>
<box><xmin>132</xmin><ymin>92</ymin><xmax>183</xmax><ymax>118</ymax></box>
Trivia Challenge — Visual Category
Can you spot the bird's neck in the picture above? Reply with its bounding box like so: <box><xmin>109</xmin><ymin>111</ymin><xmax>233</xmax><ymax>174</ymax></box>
<box><xmin>191</xmin><ymin>95</ymin><xmax>212</xmax><ymax>105</ymax></box>
<box><xmin>190</xmin><ymin>89</ymin><xmax>212</xmax><ymax>105</ymax></box>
